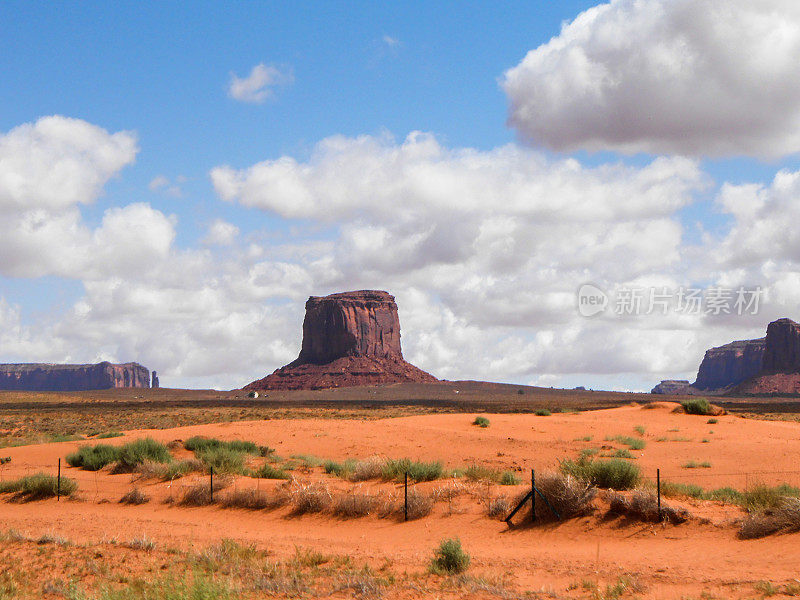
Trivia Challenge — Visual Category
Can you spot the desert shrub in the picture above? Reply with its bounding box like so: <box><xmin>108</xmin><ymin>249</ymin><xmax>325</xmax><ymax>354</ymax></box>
<box><xmin>251</xmin><ymin>463</ymin><xmax>291</xmax><ymax>480</ymax></box>
<box><xmin>608</xmin><ymin>449</ymin><xmax>633</xmax><ymax>459</ymax></box>
<box><xmin>707</xmin><ymin>418</ymin><xmax>718</xmax><ymax>424</ymax></box>
<box><xmin>348</xmin><ymin>456</ymin><xmax>385</xmax><ymax>482</ymax></box>
<box><xmin>660</xmin><ymin>481</ymin><xmax>706</xmax><ymax>499</ymax></box>
<box><xmin>534</xmin><ymin>409</ymin><xmax>551</xmax><ymax>416</ymax></box>
<box><xmin>180</xmin><ymin>482</ymin><xmax>215</xmax><ymax>506</ymax></box>
<box><xmin>399</xmin><ymin>489</ymin><xmax>434</xmax><ymax>520</ymax></box>
<box><xmin>95</xmin><ymin>574</ymin><xmax>235</xmax><ymax>599</ymax></box>
<box><xmin>66</xmin><ymin>444</ymin><xmax>120</xmax><ymax>471</ymax></box>
<box><xmin>486</xmin><ymin>496</ymin><xmax>511</xmax><ymax>518</ymax></box>
<box><xmin>430</xmin><ymin>538</ymin><xmax>470</xmax><ymax>575</ymax></box>
<box><xmin>291</xmin><ymin>483</ymin><xmax>332</xmax><ymax>515</ymax></box>
<box><xmin>472</xmin><ymin>416</ymin><xmax>490</xmax><ymax>428</ymax></box>
<box><xmin>12</xmin><ymin>473</ymin><xmax>77</xmax><ymax>500</ymax></box>
<box><xmin>742</xmin><ymin>484</ymin><xmax>800</xmax><ymax>511</ymax></box>
<box><xmin>634</xmin><ymin>425</ymin><xmax>646</xmax><ymax>435</ymax></box>
<box><xmin>161</xmin><ymin>458</ymin><xmax>205</xmax><ymax>480</ymax></box>
<box><xmin>681</xmin><ymin>398</ymin><xmax>713</xmax><ymax>415</ymax></box>
<box><xmin>195</xmin><ymin>447</ymin><xmax>247</xmax><ymax>474</ymax></box>
<box><xmin>500</xmin><ymin>471</ymin><xmax>520</xmax><ymax>486</ymax></box>
<box><xmin>220</xmin><ymin>488</ymin><xmax>270</xmax><ymax>510</ymax></box>
<box><xmin>535</xmin><ymin>472</ymin><xmax>596</xmax><ymax>519</ymax></box>
<box><xmin>607</xmin><ymin>489</ymin><xmax>689</xmax><ymax>524</ymax></box>
<box><xmin>682</xmin><ymin>460</ymin><xmax>711</xmax><ymax>469</ymax></box>
<box><xmin>120</xmin><ymin>488</ymin><xmax>150</xmax><ymax>505</ymax></box>
<box><xmin>464</xmin><ymin>465</ymin><xmax>499</xmax><ymax>482</ymax></box>
<box><xmin>382</xmin><ymin>458</ymin><xmax>443</xmax><ymax>482</ymax></box>
<box><xmin>96</xmin><ymin>431</ymin><xmax>124</xmax><ymax>439</ymax></box>
<box><xmin>332</xmin><ymin>493</ymin><xmax>377</xmax><ymax>518</ymax></box>
<box><xmin>606</xmin><ymin>435</ymin><xmax>646</xmax><ymax>450</ymax></box>
<box><xmin>184</xmin><ymin>436</ymin><xmax>260</xmax><ymax>455</ymax></box>
<box><xmin>560</xmin><ymin>458</ymin><xmax>640</xmax><ymax>490</ymax></box>
<box><xmin>115</xmin><ymin>438</ymin><xmax>172</xmax><ymax>472</ymax></box>
<box><xmin>323</xmin><ymin>459</ymin><xmax>357</xmax><ymax>479</ymax></box>
<box><xmin>740</xmin><ymin>498</ymin><xmax>800</xmax><ymax>539</ymax></box>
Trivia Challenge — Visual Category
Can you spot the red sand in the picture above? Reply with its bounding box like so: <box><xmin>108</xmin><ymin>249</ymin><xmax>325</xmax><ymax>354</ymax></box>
<box><xmin>3</xmin><ymin>403</ymin><xmax>800</xmax><ymax>598</ymax></box>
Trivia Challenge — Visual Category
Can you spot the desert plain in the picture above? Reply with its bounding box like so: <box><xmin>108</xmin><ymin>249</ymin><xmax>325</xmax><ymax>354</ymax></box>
<box><xmin>1</xmin><ymin>383</ymin><xmax>800</xmax><ymax>599</ymax></box>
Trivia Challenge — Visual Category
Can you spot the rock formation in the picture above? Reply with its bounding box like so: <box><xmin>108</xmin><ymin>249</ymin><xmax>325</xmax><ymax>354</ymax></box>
<box><xmin>651</xmin><ymin>380</ymin><xmax>694</xmax><ymax>395</ymax></box>
<box><xmin>151</xmin><ymin>371</ymin><xmax>160</xmax><ymax>389</ymax></box>
<box><xmin>244</xmin><ymin>290</ymin><xmax>437</xmax><ymax>390</ymax></box>
<box><xmin>652</xmin><ymin>317</ymin><xmax>800</xmax><ymax>395</ymax></box>
<box><xmin>0</xmin><ymin>362</ymin><xmax>151</xmax><ymax>391</ymax></box>
<box><xmin>693</xmin><ymin>338</ymin><xmax>765</xmax><ymax>391</ymax></box>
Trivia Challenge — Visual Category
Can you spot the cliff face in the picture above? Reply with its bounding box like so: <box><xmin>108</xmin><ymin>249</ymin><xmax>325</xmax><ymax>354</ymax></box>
<box><xmin>761</xmin><ymin>318</ymin><xmax>800</xmax><ymax>374</ymax></box>
<box><xmin>693</xmin><ymin>338</ymin><xmax>766</xmax><ymax>391</ymax></box>
<box><xmin>245</xmin><ymin>290</ymin><xmax>437</xmax><ymax>390</ymax></box>
<box><xmin>0</xmin><ymin>362</ymin><xmax>151</xmax><ymax>391</ymax></box>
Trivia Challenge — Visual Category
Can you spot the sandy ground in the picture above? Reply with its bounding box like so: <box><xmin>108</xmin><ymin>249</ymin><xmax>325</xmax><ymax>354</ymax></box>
<box><xmin>3</xmin><ymin>402</ymin><xmax>800</xmax><ymax>598</ymax></box>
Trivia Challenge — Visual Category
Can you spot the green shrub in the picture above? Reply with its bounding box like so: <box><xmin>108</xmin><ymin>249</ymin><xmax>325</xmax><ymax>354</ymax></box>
<box><xmin>96</xmin><ymin>574</ymin><xmax>235</xmax><ymax>599</ymax></box>
<box><xmin>430</xmin><ymin>538</ymin><xmax>470</xmax><ymax>575</ymax></box>
<box><xmin>560</xmin><ymin>458</ymin><xmax>640</xmax><ymax>490</ymax></box>
<box><xmin>115</xmin><ymin>438</ymin><xmax>172</xmax><ymax>471</ymax></box>
<box><xmin>472</xmin><ymin>416</ymin><xmax>490</xmax><ymax>428</ymax></box>
<box><xmin>606</xmin><ymin>435</ymin><xmax>646</xmax><ymax>450</ymax></box>
<box><xmin>534</xmin><ymin>409</ymin><xmax>551</xmax><ymax>416</ymax></box>
<box><xmin>161</xmin><ymin>459</ymin><xmax>205</xmax><ymax>480</ymax></box>
<box><xmin>12</xmin><ymin>473</ymin><xmax>77</xmax><ymax>499</ymax></box>
<box><xmin>707</xmin><ymin>418</ymin><xmax>718</xmax><ymax>424</ymax></box>
<box><xmin>609</xmin><ymin>449</ymin><xmax>633</xmax><ymax>459</ymax></box>
<box><xmin>96</xmin><ymin>432</ymin><xmax>124</xmax><ymax>439</ymax></box>
<box><xmin>463</xmin><ymin>465</ymin><xmax>499</xmax><ymax>482</ymax></box>
<box><xmin>66</xmin><ymin>444</ymin><xmax>120</xmax><ymax>471</ymax></box>
<box><xmin>634</xmin><ymin>425</ymin><xmax>646</xmax><ymax>435</ymax></box>
<box><xmin>382</xmin><ymin>458</ymin><xmax>443</xmax><ymax>482</ymax></box>
<box><xmin>184</xmin><ymin>436</ymin><xmax>259</xmax><ymax>455</ymax></box>
<box><xmin>323</xmin><ymin>459</ymin><xmax>357</xmax><ymax>478</ymax></box>
<box><xmin>660</xmin><ymin>481</ymin><xmax>706</xmax><ymax>499</ymax></box>
<box><xmin>681</xmin><ymin>398</ymin><xmax>713</xmax><ymax>415</ymax></box>
<box><xmin>500</xmin><ymin>471</ymin><xmax>520</xmax><ymax>486</ymax></box>
<box><xmin>196</xmin><ymin>447</ymin><xmax>246</xmax><ymax>474</ymax></box>
<box><xmin>251</xmin><ymin>463</ymin><xmax>291</xmax><ymax>480</ymax></box>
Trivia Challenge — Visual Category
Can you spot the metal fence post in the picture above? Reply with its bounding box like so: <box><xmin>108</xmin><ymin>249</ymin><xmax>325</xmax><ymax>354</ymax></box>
<box><xmin>657</xmin><ymin>468</ymin><xmax>661</xmax><ymax>520</ymax></box>
<box><xmin>404</xmin><ymin>471</ymin><xmax>408</xmax><ymax>522</ymax></box>
<box><xmin>57</xmin><ymin>458</ymin><xmax>61</xmax><ymax>502</ymax></box>
<box><xmin>210</xmin><ymin>467</ymin><xmax>214</xmax><ymax>503</ymax></box>
<box><xmin>531</xmin><ymin>469</ymin><xmax>536</xmax><ymax>522</ymax></box>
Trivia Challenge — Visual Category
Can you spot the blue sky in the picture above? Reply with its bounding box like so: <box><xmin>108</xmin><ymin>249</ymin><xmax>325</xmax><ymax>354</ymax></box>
<box><xmin>2</xmin><ymin>1</ymin><xmax>800</xmax><ymax>390</ymax></box>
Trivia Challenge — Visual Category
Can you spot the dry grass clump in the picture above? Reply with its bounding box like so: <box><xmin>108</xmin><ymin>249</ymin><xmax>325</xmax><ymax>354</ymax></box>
<box><xmin>607</xmin><ymin>489</ymin><xmax>689</xmax><ymax>524</ymax></box>
<box><xmin>740</xmin><ymin>498</ymin><xmax>800</xmax><ymax>539</ymax></box>
<box><xmin>291</xmin><ymin>482</ymin><xmax>332</xmax><ymax>515</ymax></box>
<box><xmin>398</xmin><ymin>489</ymin><xmax>434</xmax><ymax>520</ymax></box>
<box><xmin>534</xmin><ymin>472</ymin><xmax>596</xmax><ymax>520</ymax></box>
<box><xmin>332</xmin><ymin>492</ymin><xmax>377</xmax><ymax>518</ymax></box>
<box><xmin>180</xmin><ymin>482</ymin><xmax>214</xmax><ymax>506</ymax></box>
<box><xmin>486</xmin><ymin>495</ymin><xmax>511</xmax><ymax>519</ymax></box>
<box><xmin>119</xmin><ymin>488</ymin><xmax>150</xmax><ymax>505</ymax></box>
<box><xmin>348</xmin><ymin>456</ymin><xmax>385</xmax><ymax>482</ymax></box>
<box><xmin>220</xmin><ymin>488</ymin><xmax>271</xmax><ymax>510</ymax></box>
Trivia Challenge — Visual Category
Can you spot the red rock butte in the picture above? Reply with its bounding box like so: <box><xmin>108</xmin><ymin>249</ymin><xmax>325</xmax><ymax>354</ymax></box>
<box><xmin>0</xmin><ymin>362</ymin><xmax>152</xmax><ymax>391</ymax></box>
<box><xmin>245</xmin><ymin>290</ymin><xmax>437</xmax><ymax>390</ymax></box>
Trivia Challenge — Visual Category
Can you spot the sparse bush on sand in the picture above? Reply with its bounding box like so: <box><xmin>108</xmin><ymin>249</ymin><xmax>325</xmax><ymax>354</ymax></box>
<box><xmin>534</xmin><ymin>409</ymin><xmax>551</xmax><ymax>416</ymax></box>
<box><xmin>740</xmin><ymin>498</ymin><xmax>800</xmax><ymax>539</ymax></box>
<box><xmin>0</xmin><ymin>473</ymin><xmax>77</xmax><ymax>500</ymax></box>
<box><xmin>220</xmin><ymin>488</ymin><xmax>271</xmax><ymax>510</ymax></box>
<box><xmin>120</xmin><ymin>488</ymin><xmax>150</xmax><ymax>505</ymax></box>
<box><xmin>332</xmin><ymin>492</ymin><xmax>377</xmax><ymax>518</ymax></box>
<box><xmin>560</xmin><ymin>457</ymin><xmax>640</xmax><ymax>490</ymax></box>
<box><xmin>607</xmin><ymin>489</ymin><xmax>689</xmax><ymax>524</ymax></box>
<box><xmin>291</xmin><ymin>482</ymin><xmax>332</xmax><ymax>515</ymax></box>
<box><xmin>533</xmin><ymin>472</ymin><xmax>596</xmax><ymax>520</ymax></box>
<box><xmin>472</xmin><ymin>416</ymin><xmax>490</xmax><ymax>428</ymax></box>
<box><xmin>430</xmin><ymin>538</ymin><xmax>470</xmax><ymax>575</ymax></box>
<box><xmin>66</xmin><ymin>444</ymin><xmax>120</xmax><ymax>471</ymax></box>
<box><xmin>114</xmin><ymin>438</ymin><xmax>172</xmax><ymax>472</ymax></box>
<box><xmin>251</xmin><ymin>463</ymin><xmax>291</xmax><ymax>480</ymax></box>
<box><xmin>681</xmin><ymin>398</ymin><xmax>713</xmax><ymax>415</ymax></box>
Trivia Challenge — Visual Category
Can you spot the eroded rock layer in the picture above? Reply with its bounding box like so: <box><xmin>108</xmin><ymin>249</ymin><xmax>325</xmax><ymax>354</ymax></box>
<box><xmin>245</xmin><ymin>290</ymin><xmax>437</xmax><ymax>390</ymax></box>
<box><xmin>0</xmin><ymin>362</ymin><xmax>151</xmax><ymax>391</ymax></box>
<box><xmin>693</xmin><ymin>338</ymin><xmax>765</xmax><ymax>391</ymax></box>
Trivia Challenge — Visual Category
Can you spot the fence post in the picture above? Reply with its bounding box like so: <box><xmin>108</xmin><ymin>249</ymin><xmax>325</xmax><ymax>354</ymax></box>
<box><xmin>210</xmin><ymin>467</ymin><xmax>214</xmax><ymax>503</ymax></box>
<box><xmin>656</xmin><ymin>468</ymin><xmax>661</xmax><ymax>520</ymax></box>
<box><xmin>531</xmin><ymin>469</ymin><xmax>536</xmax><ymax>522</ymax></box>
<box><xmin>57</xmin><ymin>458</ymin><xmax>61</xmax><ymax>502</ymax></box>
<box><xmin>404</xmin><ymin>471</ymin><xmax>408</xmax><ymax>522</ymax></box>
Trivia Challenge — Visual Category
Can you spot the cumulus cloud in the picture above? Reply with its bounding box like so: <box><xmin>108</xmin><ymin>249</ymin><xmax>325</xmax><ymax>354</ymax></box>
<box><xmin>228</xmin><ymin>63</ymin><xmax>293</xmax><ymax>104</ymax></box>
<box><xmin>203</xmin><ymin>219</ymin><xmax>240</xmax><ymax>246</ymax></box>
<box><xmin>502</xmin><ymin>0</ymin><xmax>800</xmax><ymax>158</ymax></box>
<box><xmin>149</xmin><ymin>174</ymin><xmax>184</xmax><ymax>197</ymax></box>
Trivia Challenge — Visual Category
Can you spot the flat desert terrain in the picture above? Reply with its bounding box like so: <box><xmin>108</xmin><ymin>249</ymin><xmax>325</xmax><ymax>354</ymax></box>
<box><xmin>2</xmin><ymin>387</ymin><xmax>800</xmax><ymax>599</ymax></box>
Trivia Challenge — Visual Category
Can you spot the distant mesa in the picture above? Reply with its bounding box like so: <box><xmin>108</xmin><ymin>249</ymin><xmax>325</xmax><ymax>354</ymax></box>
<box><xmin>244</xmin><ymin>290</ymin><xmax>437</xmax><ymax>390</ymax></box>
<box><xmin>0</xmin><ymin>362</ymin><xmax>153</xmax><ymax>392</ymax></box>
<box><xmin>652</xmin><ymin>317</ymin><xmax>800</xmax><ymax>395</ymax></box>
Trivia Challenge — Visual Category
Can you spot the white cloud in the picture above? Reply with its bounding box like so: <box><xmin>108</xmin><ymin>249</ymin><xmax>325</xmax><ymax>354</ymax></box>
<box><xmin>502</xmin><ymin>0</ymin><xmax>800</xmax><ymax>158</ymax></box>
<box><xmin>382</xmin><ymin>35</ymin><xmax>399</xmax><ymax>47</ymax></box>
<box><xmin>228</xmin><ymin>63</ymin><xmax>293</xmax><ymax>104</ymax></box>
<box><xmin>149</xmin><ymin>175</ymin><xmax>184</xmax><ymax>197</ymax></box>
<box><xmin>203</xmin><ymin>219</ymin><xmax>240</xmax><ymax>246</ymax></box>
